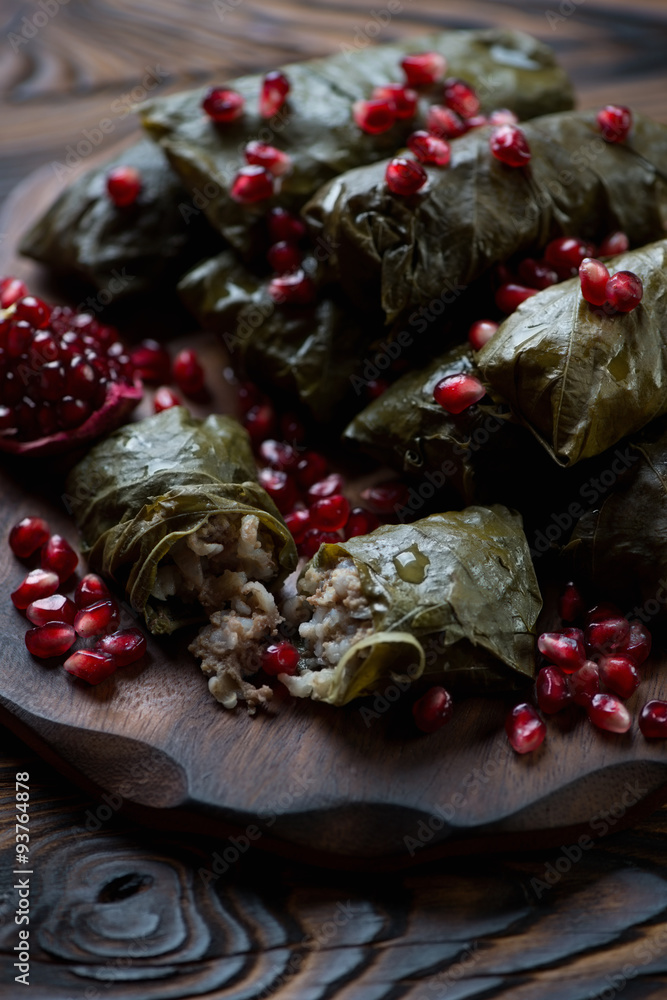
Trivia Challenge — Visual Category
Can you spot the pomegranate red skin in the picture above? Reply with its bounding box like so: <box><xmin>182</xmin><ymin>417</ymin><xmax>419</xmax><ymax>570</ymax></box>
<box><xmin>95</xmin><ymin>627</ymin><xmax>147</xmax><ymax>667</ymax></box>
<box><xmin>262</xmin><ymin>641</ymin><xmax>300</xmax><ymax>676</ymax></box>
<box><xmin>586</xmin><ymin>616</ymin><xmax>631</xmax><ymax>655</ymax></box>
<box><xmin>310</xmin><ymin>494</ymin><xmax>351</xmax><ymax>532</ymax></box>
<box><xmin>74</xmin><ymin>599</ymin><xmax>120</xmax><ymax>638</ymax></box>
<box><xmin>489</xmin><ymin>125</ymin><xmax>531</xmax><ymax>167</ymax></box>
<box><xmin>568</xmin><ymin>661</ymin><xmax>601</xmax><ymax>707</ymax></box>
<box><xmin>587</xmin><ymin>692</ymin><xmax>631</xmax><ymax>734</ymax></box>
<box><xmin>559</xmin><ymin>582</ymin><xmax>585</xmax><ymax>623</ymax></box>
<box><xmin>25</xmin><ymin>622</ymin><xmax>76</xmax><ymax>659</ymax></box>
<box><xmin>537</xmin><ymin>632</ymin><xmax>585</xmax><ymax>674</ymax></box>
<box><xmin>385</xmin><ymin>157</ymin><xmax>428</xmax><ymax>196</ymax></box>
<box><xmin>9</xmin><ymin>516</ymin><xmax>50</xmax><ymax>558</ymax></box>
<box><xmin>11</xmin><ymin>568</ymin><xmax>60</xmax><ymax>610</ymax></box>
<box><xmin>505</xmin><ymin>703</ymin><xmax>546</xmax><ymax>754</ymax></box>
<box><xmin>401</xmin><ymin>51</ymin><xmax>446</xmax><ymax>86</ymax></box>
<box><xmin>41</xmin><ymin>535</ymin><xmax>78</xmax><ymax>582</ymax></box>
<box><xmin>639</xmin><ymin>700</ymin><xmax>667</xmax><ymax>739</ymax></box>
<box><xmin>535</xmin><ymin>665</ymin><xmax>572</xmax><ymax>714</ymax></box>
<box><xmin>617</xmin><ymin>622</ymin><xmax>652</xmax><ymax>666</ymax></box>
<box><xmin>412</xmin><ymin>686</ymin><xmax>453</xmax><ymax>733</ymax></box>
<box><xmin>26</xmin><ymin>593</ymin><xmax>77</xmax><ymax>627</ymax></box>
<box><xmin>64</xmin><ymin>649</ymin><xmax>117</xmax><ymax>685</ymax></box>
<box><xmin>598</xmin><ymin>655</ymin><xmax>640</xmax><ymax>700</ymax></box>
<box><xmin>433</xmin><ymin>373</ymin><xmax>486</xmax><ymax>414</ymax></box>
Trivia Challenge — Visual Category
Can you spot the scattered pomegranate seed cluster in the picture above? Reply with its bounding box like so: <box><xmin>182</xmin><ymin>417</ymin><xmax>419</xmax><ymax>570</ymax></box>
<box><xmin>128</xmin><ymin>339</ymin><xmax>207</xmax><ymax>410</ymax></box>
<box><xmin>506</xmin><ymin>581</ymin><xmax>665</xmax><ymax>753</ymax></box>
<box><xmin>9</xmin><ymin>516</ymin><xmax>146</xmax><ymax>684</ymax></box>
<box><xmin>578</xmin><ymin>258</ymin><xmax>643</xmax><ymax>313</ymax></box>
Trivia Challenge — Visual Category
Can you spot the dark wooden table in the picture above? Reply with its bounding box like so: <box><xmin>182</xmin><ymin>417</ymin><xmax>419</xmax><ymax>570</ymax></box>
<box><xmin>3</xmin><ymin>1</ymin><xmax>667</xmax><ymax>996</ymax></box>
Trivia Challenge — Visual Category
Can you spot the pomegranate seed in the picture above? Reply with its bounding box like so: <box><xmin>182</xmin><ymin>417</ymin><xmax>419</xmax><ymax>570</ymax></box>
<box><xmin>426</xmin><ymin>105</ymin><xmax>466</xmax><ymax>139</ymax></box>
<box><xmin>517</xmin><ymin>258</ymin><xmax>558</xmax><ymax>290</ymax></box>
<box><xmin>495</xmin><ymin>283</ymin><xmax>537</xmax><ymax>313</ymax></box>
<box><xmin>537</xmin><ymin>632</ymin><xmax>586</xmax><ymax>673</ymax></box>
<box><xmin>9</xmin><ymin>516</ymin><xmax>50</xmax><ymax>558</ymax></box>
<box><xmin>559</xmin><ymin>582</ymin><xmax>585</xmax><ymax>622</ymax></box>
<box><xmin>433</xmin><ymin>373</ymin><xmax>485</xmax><ymax>414</ymax></box>
<box><xmin>267</xmin><ymin>207</ymin><xmax>305</xmax><ymax>244</ymax></box>
<box><xmin>259</xmin><ymin>438</ymin><xmax>299</xmax><ymax>471</ymax></box>
<box><xmin>598</xmin><ymin>231</ymin><xmax>629</xmax><ymax>256</ymax></box>
<box><xmin>353</xmin><ymin>98</ymin><xmax>396</xmax><ymax>134</ymax></box>
<box><xmin>598</xmin><ymin>655</ymin><xmax>640</xmax><ymax>700</ymax></box>
<box><xmin>15</xmin><ymin>296</ymin><xmax>51</xmax><ymax>329</ymax></box>
<box><xmin>401</xmin><ymin>52</ymin><xmax>446</xmax><ymax>86</ymax></box>
<box><xmin>95</xmin><ymin>627</ymin><xmax>146</xmax><ymax>666</ymax></box>
<box><xmin>267</xmin><ymin>241</ymin><xmax>302</xmax><ymax>274</ymax></box>
<box><xmin>129</xmin><ymin>340</ymin><xmax>170</xmax><ymax>383</ymax></box>
<box><xmin>407</xmin><ymin>131</ymin><xmax>451</xmax><ymax>166</ymax></box>
<box><xmin>586</xmin><ymin>602</ymin><xmax>622</xmax><ymax>625</ymax></box>
<box><xmin>489</xmin><ymin>125</ymin><xmax>531</xmax><ymax>167</ymax></box>
<box><xmin>587</xmin><ymin>692</ymin><xmax>631</xmax><ymax>734</ymax></box>
<box><xmin>545</xmin><ymin>237</ymin><xmax>596</xmax><ymax>272</ymax></box>
<box><xmin>74</xmin><ymin>574</ymin><xmax>110</xmax><ymax>608</ymax></box>
<box><xmin>106</xmin><ymin>166</ymin><xmax>141</xmax><ymax>207</ymax></box>
<box><xmin>0</xmin><ymin>277</ymin><xmax>28</xmax><ymax>309</ymax></box>
<box><xmin>366</xmin><ymin>378</ymin><xmax>389</xmax><ymax>399</ymax></box>
<box><xmin>296</xmin><ymin>451</ymin><xmax>328</xmax><ymax>488</ymax></box>
<box><xmin>412</xmin><ymin>686</ymin><xmax>453</xmax><ymax>733</ymax></box>
<box><xmin>154</xmin><ymin>386</ymin><xmax>181</xmax><ymax>413</ymax></box>
<box><xmin>260</xmin><ymin>71</ymin><xmax>290</xmax><ymax>117</ymax></box>
<box><xmin>307</xmin><ymin>473</ymin><xmax>344</xmax><ymax>502</ymax></box>
<box><xmin>536</xmin><ymin>665</ymin><xmax>572</xmax><ymax>714</ymax></box>
<box><xmin>597</xmin><ymin>104</ymin><xmax>632</xmax><ymax>143</ymax></box>
<box><xmin>202</xmin><ymin>86</ymin><xmax>245</xmax><ymax>123</ymax></box>
<box><xmin>65</xmin><ymin>357</ymin><xmax>97</xmax><ymax>400</ymax></box>
<box><xmin>262</xmin><ymin>641</ymin><xmax>300</xmax><ymax>676</ymax></box>
<box><xmin>25</xmin><ymin>622</ymin><xmax>76</xmax><ymax>658</ymax></box>
<box><xmin>280</xmin><ymin>412</ymin><xmax>306</xmax><ymax>444</ymax></box>
<box><xmin>372</xmin><ymin>84</ymin><xmax>418</xmax><ymax>119</ymax></box>
<box><xmin>285</xmin><ymin>509</ymin><xmax>311</xmax><ymax>544</ymax></box>
<box><xmin>11</xmin><ymin>568</ymin><xmax>59</xmax><ymax>609</ymax></box>
<box><xmin>173</xmin><ymin>349</ymin><xmax>205</xmax><ymax>396</ymax></box>
<box><xmin>488</xmin><ymin>108</ymin><xmax>519</xmax><ymax>126</ymax></box>
<box><xmin>579</xmin><ymin>258</ymin><xmax>611</xmax><ymax>306</ymax></box>
<box><xmin>360</xmin><ymin>481</ymin><xmax>409</xmax><ymax>515</ymax></box>
<box><xmin>243</xmin><ymin>402</ymin><xmax>276</xmax><ymax>442</ymax></box>
<box><xmin>443</xmin><ymin>78</ymin><xmax>479</xmax><ymax>119</ymax></box>
<box><xmin>300</xmin><ymin>529</ymin><xmax>341</xmax><ymax>559</ymax></box>
<box><xmin>58</xmin><ymin>397</ymin><xmax>91</xmax><ymax>429</ymax></box>
<box><xmin>41</xmin><ymin>535</ymin><xmax>78</xmax><ymax>581</ymax></box>
<box><xmin>231</xmin><ymin>165</ymin><xmax>274</xmax><ymax>205</ymax></box>
<box><xmin>465</xmin><ymin>115</ymin><xmax>487</xmax><ymax>129</ymax></box>
<box><xmin>639</xmin><ymin>701</ymin><xmax>667</xmax><ymax>738</ymax></box>
<box><xmin>245</xmin><ymin>140</ymin><xmax>291</xmax><ymax>177</ymax></box>
<box><xmin>468</xmin><ymin>320</ymin><xmax>498</xmax><ymax>351</ymax></box>
<box><xmin>310</xmin><ymin>494</ymin><xmax>351</xmax><ymax>532</ymax></box>
<box><xmin>74</xmin><ymin>599</ymin><xmax>120</xmax><ymax>638</ymax></box>
<box><xmin>268</xmin><ymin>269</ymin><xmax>315</xmax><ymax>305</ymax></box>
<box><xmin>569</xmin><ymin>661</ymin><xmax>601</xmax><ymax>706</ymax></box>
<box><xmin>617</xmin><ymin>622</ymin><xmax>652</xmax><ymax>666</ymax></box>
<box><xmin>344</xmin><ymin>507</ymin><xmax>380</xmax><ymax>539</ymax></box>
<box><xmin>26</xmin><ymin>593</ymin><xmax>76</xmax><ymax>626</ymax></box>
<box><xmin>605</xmin><ymin>271</ymin><xmax>643</xmax><ymax>313</ymax></box>
<box><xmin>586</xmin><ymin>616</ymin><xmax>630</xmax><ymax>655</ymax></box>
<box><xmin>258</xmin><ymin>468</ymin><xmax>298</xmax><ymax>513</ymax></box>
<box><xmin>64</xmin><ymin>649</ymin><xmax>117</xmax><ymax>685</ymax></box>
<box><xmin>39</xmin><ymin>361</ymin><xmax>66</xmax><ymax>402</ymax></box>
<box><xmin>505</xmin><ymin>703</ymin><xmax>546</xmax><ymax>754</ymax></box>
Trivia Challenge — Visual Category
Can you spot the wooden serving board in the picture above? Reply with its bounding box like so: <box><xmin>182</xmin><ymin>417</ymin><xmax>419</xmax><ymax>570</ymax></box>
<box><xmin>2</xmin><ymin>146</ymin><xmax>667</xmax><ymax>870</ymax></box>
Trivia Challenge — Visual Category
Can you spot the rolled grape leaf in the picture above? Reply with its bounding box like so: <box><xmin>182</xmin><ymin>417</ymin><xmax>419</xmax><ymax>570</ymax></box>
<box><xmin>282</xmin><ymin>506</ymin><xmax>541</xmax><ymax>706</ymax></box>
<box><xmin>19</xmin><ymin>139</ymin><xmax>222</xmax><ymax>300</ymax></box>
<box><xmin>140</xmin><ymin>29</ymin><xmax>573</xmax><ymax>256</ymax></box>
<box><xmin>304</xmin><ymin>111</ymin><xmax>667</xmax><ymax>322</ymax></box>
<box><xmin>478</xmin><ymin>239</ymin><xmax>667</xmax><ymax>466</ymax></box>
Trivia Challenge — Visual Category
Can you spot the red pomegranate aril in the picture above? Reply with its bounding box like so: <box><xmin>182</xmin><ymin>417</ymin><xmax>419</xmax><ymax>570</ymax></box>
<box><xmin>426</xmin><ymin>105</ymin><xmax>466</xmax><ymax>139</ymax></box>
<box><xmin>173</xmin><ymin>349</ymin><xmax>205</xmax><ymax>396</ymax></box>
<box><xmin>385</xmin><ymin>157</ymin><xmax>427</xmax><ymax>196</ymax></box>
<box><xmin>32</xmin><ymin>329</ymin><xmax>59</xmax><ymax>362</ymax></box>
<box><xmin>154</xmin><ymin>386</ymin><xmax>181</xmax><ymax>413</ymax></box>
<box><xmin>489</xmin><ymin>125</ymin><xmax>531</xmax><ymax>167</ymax></box>
<box><xmin>14</xmin><ymin>295</ymin><xmax>51</xmax><ymax>329</ymax></box>
<box><xmin>0</xmin><ymin>277</ymin><xmax>28</xmax><ymax>309</ymax></box>
<box><xmin>443</xmin><ymin>77</ymin><xmax>479</xmax><ymax>119</ymax></box>
<box><xmin>352</xmin><ymin>98</ymin><xmax>396</xmax><ymax>134</ymax></box>
<box><xmin>468</xmin><ymin>320</ymin><xmax>498</xmax><ymax>351</ymax></box>
<box><xmin>407</xmin><ymin>130</ymin><xmax>451</xmax><ymax>166</ymax></box>
<box><xmin>537</xmin><ymin>632</ymin><xmax>586</xmax><ymax>673</ymax></box>
<box><xmin>58</xmin><ymin>397</ymin><xmax>92</xmax><ymax>429</ymax></box>
<box><xmin>310</xmin><ymin>494</ymin><xmax>351</xmax><ymax>532</ymax></box>
<box><xmin>202</xmin><ymin>86</ymin><xmax>245</xmax><ymax>123</ymax></box>
<box><xmin>267</xmin><ymin>241</ymin><xmax>302</xmax><ymax>274</ymax></box>
<box><xmin>597</xmin><ymin>104</ymin><xmax>632</xmax><ymax>143</ymax></box>
<box><xmin>517</xmin><ymin>258</ymin><xmax>559</xmax><ymax>290</ymax></box>
<box><xmin>588</xmin><ymin>692</ymin><xmax>631</xmax><ymax>734</ymax></box>
<box><xmin>267</xmin><ymin>207</ymin><xmax>306</xmax><ymax>244</ymax></box>
<box><xmin>598</xmin><ymin>231</ymin><xmax>630</xmax><ymax>256</ymax></box>
<box><xmin>559</xmin><ymin>582</ymin><xmax>585</xmax><ymax>622</ymax></box>
<box><xmin>26</xmin><ymin>622</ymin><xmax>76</xmax><ymax>659</ymax></box>
<box><xmin>245</xmin><ymin>140</ymin><xmax>292</xmax><ymax>177</ymax></box>
<box><xmin>569</xmin><ymin>661</ymin><xmax>601</xmax><ymax>706</ymax></box>
<box><xmin>536</xmin><ymin>665</ymin><xmax>571</xmax><ymax>714</ymax></box>
<box><xmin>433</xmin><ymin>373</ymin><xmax>485</xmax><ymax>414</ymax></box>
<box><xmin>296</xmin><ymin>451</ymin><xmax>328</xmax><ymax>488</ymax></box>
<box><xmin>598</xmin><ymin>655</ymin><xmax>640</xmax><ymax>700</ymax></box>
<box><xmin>401</xmin><ymin>52</ymin><xmax>446</xmax><ymax>86</ymax></box>
<box><xmin>617</xmin><ymin>622</ymin><xmax>652</xmax><ymax>666</ymax></box>
<box><xmin>64</xmin><ymin>649</ymin><xmax>117</xmax><ymax>685</ymax></box>
<box><xmin>268</xmin><ymin>269</ymin><xmax>315</xmax><ymax>306</ymax></box>
<box><xmin>465</xmin><ymin>115</ymin><xmax>487</xmax><ymax>129</ymax></box>
<box><xmin>579</xmin><ymin>258</ymin><xmax>611</xmax><ymax>306</ymax></box>
<box><xmin>260</xmin><ymin>70</ymin><xmax>290</xmax><ymax>117</ymax></box>
<box><xmin>75</xmin><ymin>574</ymin><xmax>110</xmax><ymax>608</ymax></box>
<box><xmin>259</xmin><ymin>438</ymin><xmax>299</xmax><ymax>471</ymax></box>
<box><xmin>243</xmin><ymin>402</ymin><xmax>276</xmax><ymax>443</ymax></box>
<box><xmin>11</xmin><ymin>568</ymin><xmax>60</xmax><ymax>609</ymax></box>
<box><xmin>0</xmin><ymin>405</ymin><xmax>13</xmax><ymax>431</ymax></box>
<box><xmin>639</xmin><ymin>700</ymin><xmax>667</xmax><ymax>738</ymax></box>
<box><xmin>38</xmin><ymin>361</ymin><xmax>66</xmax><ymax>402</ymax></box>
<box><xmin>285</xmin><ymin>509</ymin><xmax>311</xmax><ymax>544</ymax></box>
<box><xmin>605</xmin><ymin>270</ymin><xmax>643</xmax><ymax>313</ymax></box>
<box><xmin>129</xmin><ymin>340</ymin><xmax>170</xmax><ymax>383</ymax></box>
<box><xmin>545</xmin><ymin>237</ymin><xmax>596</xmax><ymax>272</ymax></box>
<box><xmin>26</xmin><ymin>593</ymin><xmax>77</xmax><ymax>627</ymax></box>
<box><xmin>106</xmin><ymin>166</ymin><xmax>142</xmax><ymax>207</ymax></box>
<box><xmin>300</xmin><ymin>529</ymin><xmax>340</xmax><ymax>559</ymax></box>
<box><xmin>37</xmin><ymin>402</ymin><xmax>58</xmax><ymax>437</ymax></box>
<box><xmin>344</xmin><ymin>507</ymin><xmax>380</xmax><ymax>539</ymax></box>
<box><xmin>74</xmin><ymin>599</ymin><xmax>120</xmax><ymax>638</ymax></box>
<box><xmin>372</xmin><ymin>83</ymin><xmax>418</xmax><ymax>119</ymax></box>
<box><xmin>41</xmin><ymin>534</ymin><xmax>78</xmax><ymax>581</ymax></box>
<box><xmin>495</xmin><ymin>283</ymin><xmax>537</xmax><ymax>314</ymax></box>
<box><xmin>307</xmin><ymin>472</ymin><xmax>344</xmax><ymax>502</ymax></box>
<box><xmin>586</xmin><ymin>601</ymin><xmax>623</xmax><ymax>625</ymax></box>
<box><xmin>258</xmin><ymin>468</ymin><xmax>298</xmax><ymax>513</ymax></box>
<box><xmin>586</xmin><ymin>616</ymin><xmax>630</xmax><ymax>655</ymax></box>
<box><xmin>262</xmin><ymin>641</ymin><xmax>299</xmax><ymax>676</ymax></box>
<box><xmin>360</xmin><ymin>481</ymin><xmax>409</xmax><ymax>515</ymax></box>
<box><xmin>95</xmin><ymin>627</ymin><xmax>146</xmax><ymax>667</ymax></box>
<box><xmin>9</xmin><ymin>516</ymin><xmax>50</xmax><ymax>558</ymax></box>
<box><xmin>506</xmin><ymin>703</ymin><xmax>546</xmax><ymax>754</ymax></box>
<box><xmin>66</xmin><ymin>357</ymin><xmax>97</xmax><ymax>399</ymax></box>
<box><xmin>412</xmin><ymin>686</ymin><xmax>453</xmax><ymax>733</ymax></box>
<box><xmin>7</xmin><ymin>321</ymin><xmax>33</xmax><ymax>358</ymax></box>
<box><xmin>231</xmin><ymin>166</ymin><xmax>275</xmax><ymax>204</ymax></box>
<box><xmin>366</xmin><ymin>379</ymin><xmax>389</xmax><ymax>400</ymax></box>
<box><xmin>488</xmin><ymin>108</ymin><xmax>519</xmax><ymax>126</ymax></box>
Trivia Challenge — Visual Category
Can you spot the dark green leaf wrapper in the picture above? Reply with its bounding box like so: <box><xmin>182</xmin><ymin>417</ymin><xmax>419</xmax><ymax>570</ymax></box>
<box><xmin>65</xmin><ymin>407</ymin><xmax>297</xmax><ymax>633</ymax></box>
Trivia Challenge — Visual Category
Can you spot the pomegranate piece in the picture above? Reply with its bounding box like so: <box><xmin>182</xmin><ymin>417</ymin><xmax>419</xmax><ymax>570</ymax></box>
<box><xmin>25</xmin><ymin>622</ymin><xmax>76</xmax><ymax>659</ymax></box>
<box><xmin>15</xmin><ymin>295</ymin><xmax>51</xmax><ymax>328</ymax></box>
<box><xmin>353</xmin><ymin>98</ymin><xmax>396</xmax><ymax>135</ymax></box>
<box><xmin>639</xmin><ymin>700</ymin><xmax>667</xmax><ymax>738</ymax></box>
<box><xmin>598</xmin><ymin>655</ymin><xmax>640</xmax><ymax>700</ymax></box>
<box><xmin>385</xmin><ymin>157</ymin><xmax>427</xmax><ymax>196</ymax></box>
<box><xmin>11</xmin><ymin>569</ymin><xmax>60</xmax><ymax>610</ymax></box>
<box><xmin>259</xmin><ymin>71</ymin><xmax>290</xmax><ymax>118</ymax></box>
<box><xmin>75</xmin><ymin>573</ymin><xmax>110</xmax><ymax>608</ymax></box>
<box><xmin>426</xmin><ymin>105</ymin><xmax>466</xmax><ymax>139</ymax></box>
<box><xmin>579</xmin><ymin>258</ymin><xmax>611</xmax><ymax>307</ymax></box>
<box><xmin>443</xmin><ymin>77</ymin><xmax>479</xmax><ymax>119</ymax></box>
<box><xmin>262</xmin><ymin>641</ymin><xmax>300</xmax><ymax>676</ymax></box>
<box><xmin>284</xmin><ymin>509</ymin><xmax>311</xmax><ymax>544</ymax></box>
<box><xmin>597</xmin><ymin>104</ymin><xmax>632</xmax><ymax>143</ymax></box>
<box><xmin>517</xmin><ymin>258</ymin><xmax>558</xmax><ymax>290</ymax></box>
<box><xmin>26</xmin><ymin>593</ymin><xmax>77</xmax><ymax>627</ymax></box>
<box><xmin>173</xmin><ymin>349</ymin><xmax>205</xmax><ymax>397</ymax></box>
<box><xmin>360</xmin><ymin>481</ymin><xmax>409</xmax><ymax>515</ymax></box>
<box><xmin>433</xmin><ymin>373</ymin><xmax>485</xmax><ymax>414</ymax></box>
<box><xmin>259</xmin><ymin>438</ymin><xmax>299</xmax><ymax>471</ymax></box>
<box><xmin>605</xmin><ymin>270</ymin><xmax>643</xmax><ymax>313</ymax></box>
<box><xmin>495</xmin><ymin>283</ymin><xmax>537</xmax><ymax>313</ymax></box>
<box><xmin>243</xmin><ymin>402</ymin><xmax>276</xmax><ymax>443</ymax></box>
<box><xmin>407</xmin><ymin>131</ymin><xmax>451</xmax><ymax>166</ymax></box>
<box><xmin>568</xmin><ymin>661</ymin><xmax>601</xmax><ymax>706</ymax></box>
<box><xmin>537</xmin><ymin>631</ymin><xmax>586</xmax><ymax>674</ymax></box>
<box><xmin>202</xmin><ymin>86</ymin><xmax>245</xmax><ymax>123</ymax></box>
<box><xmin>296</xmin><ymin>451</ymin><xmax>328</xmax><ymax>488</ymax></box>
<box><xmin>307</xmin><ymin>473</ymin><xmax>344</xmax><ymax>502</ymax></box>
<box><xmin>106</xmin><ymin>166</ymin><xmax>142</xmax><ymax>207</ymax></box>
<box><xmin>468</xmin><ymin>320</ymin><xmax>498</xmax><ymax>351</ymax></box>
<box><xmin>267</xmin><ymin>241</ymin><xmax>302</xmax><ymax>274</ymax></box>
<box><xmin>0</xmin><ymin>276</ymin><xmax>28</xmax><ymax>308</ymax></box>
<box><xmin>74</xmin><ymin>599</ymin><xmax>120</xmax><ymax>638</ymax></box>
<box><xmin>372</xmin><ymin>83</ymin><xmax>418</xmax><ymax>119</ymax></box>
<box><xmin>586</xmin><ymin>616</ymin><xmax>630</xmax><ymax>655</ymax></box>
<box><xmin>617</xmin><ymin>622</ymin><xmax>652</xmax><ymax>666</ymax></box>
<box><xmin>41</xmin><ymin>535</ymin><xmax>78</xmax><ymax>582</ymax></box>
<box><xmin>310</xmin><ymin>494</ymin><xmax>351</xmax><ymax>532</ymax></box>
<box><xmin>505</xmin><ymin>703</ymin><xmax>546</xmax><ymax>754</ymax></box>
<box><xmin>268</xmin><ymin>269</ymin><xmax>315</xmax><ymax>305</ymax></box>
<box><xmin>9</xmin><ymin>516</ymin><xmax>50</xmax><ymax>558</ymax></box>
<box><xmin>489</xmin><ymin>125</ymin><xmax>531</xmax><ymax>167</ymax></box>
<box><xmin>300</xmin><ymin>529</ymin><xmax>341</xmax><ymax>559</ymax></box>
<box><xmin>587</xmin><ymin>692</ymin><xmax>631</xmax><ymax>734</ymax></box>
<box><xmin>412</xmin><ymin>686</ymin><xmax>453</xmax><ymax>733</ymax></box>
<box><xmin>535</xmin><ymin>665</ymin><xmax>572</xmax><ymax>714</ymax></box>
<box><xmin>245</xmin><ymin>140</ymin><xmax>291</xmax><ymax>177</ymax></box>
<box><xmin>95</xmin><ymin>627</ymin><xmax>147</xmax><ymax>667</ymax></box>
<box><xmin>64</xmin><ymin>649</ymin><xmax>117</xmax><ymax>685</ymax></box>
<box><xmin>231</xmin><ymin>165</ymin><xmax>275</xmax><ymax>204</ymax></box>
<box><xmin>401</xmin><ymin>52</ymin><xmax>446</xmax><ymax>86</ymax></box>
<box><xmin>488</xmin><ymin>108</ymin><xmax>518</xmax><ymax>126</ymax></box>
<box><xmin>129</xmin><ymin>340</ymin><xmax>171</xmax><ymax>383</ymax></box>
<box><xmin>267</xmin><ymin>207</ymin><xmax>306</xmax><ymax>244</ymax></box>
<box><xmin>545</xmin><ymin>237</ymin><xmax>596</xmax><ymax>273</ymax></box>
<box><xmin>344</xmin><ymin>507</ymin><xmax>380</xmax><ymax>539</ymax></box>
<box><xmin>559</xmin><ymin>582</ymin><xmax>585</xmax><ymax>622</ymax></box>
<box><xmin>598</xmin><ymin>231</ymin><xmax>629</xmax><ymax>256</ymax></box>
<box><xmin>154</xmin><ymin>386</ymin><xmax>182</xmax><ymax>413</ymax></box>
<box><xmin>258</xmin><ymin>468</ymin><xmax>298</xmax><ymax>513</ymax></box>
